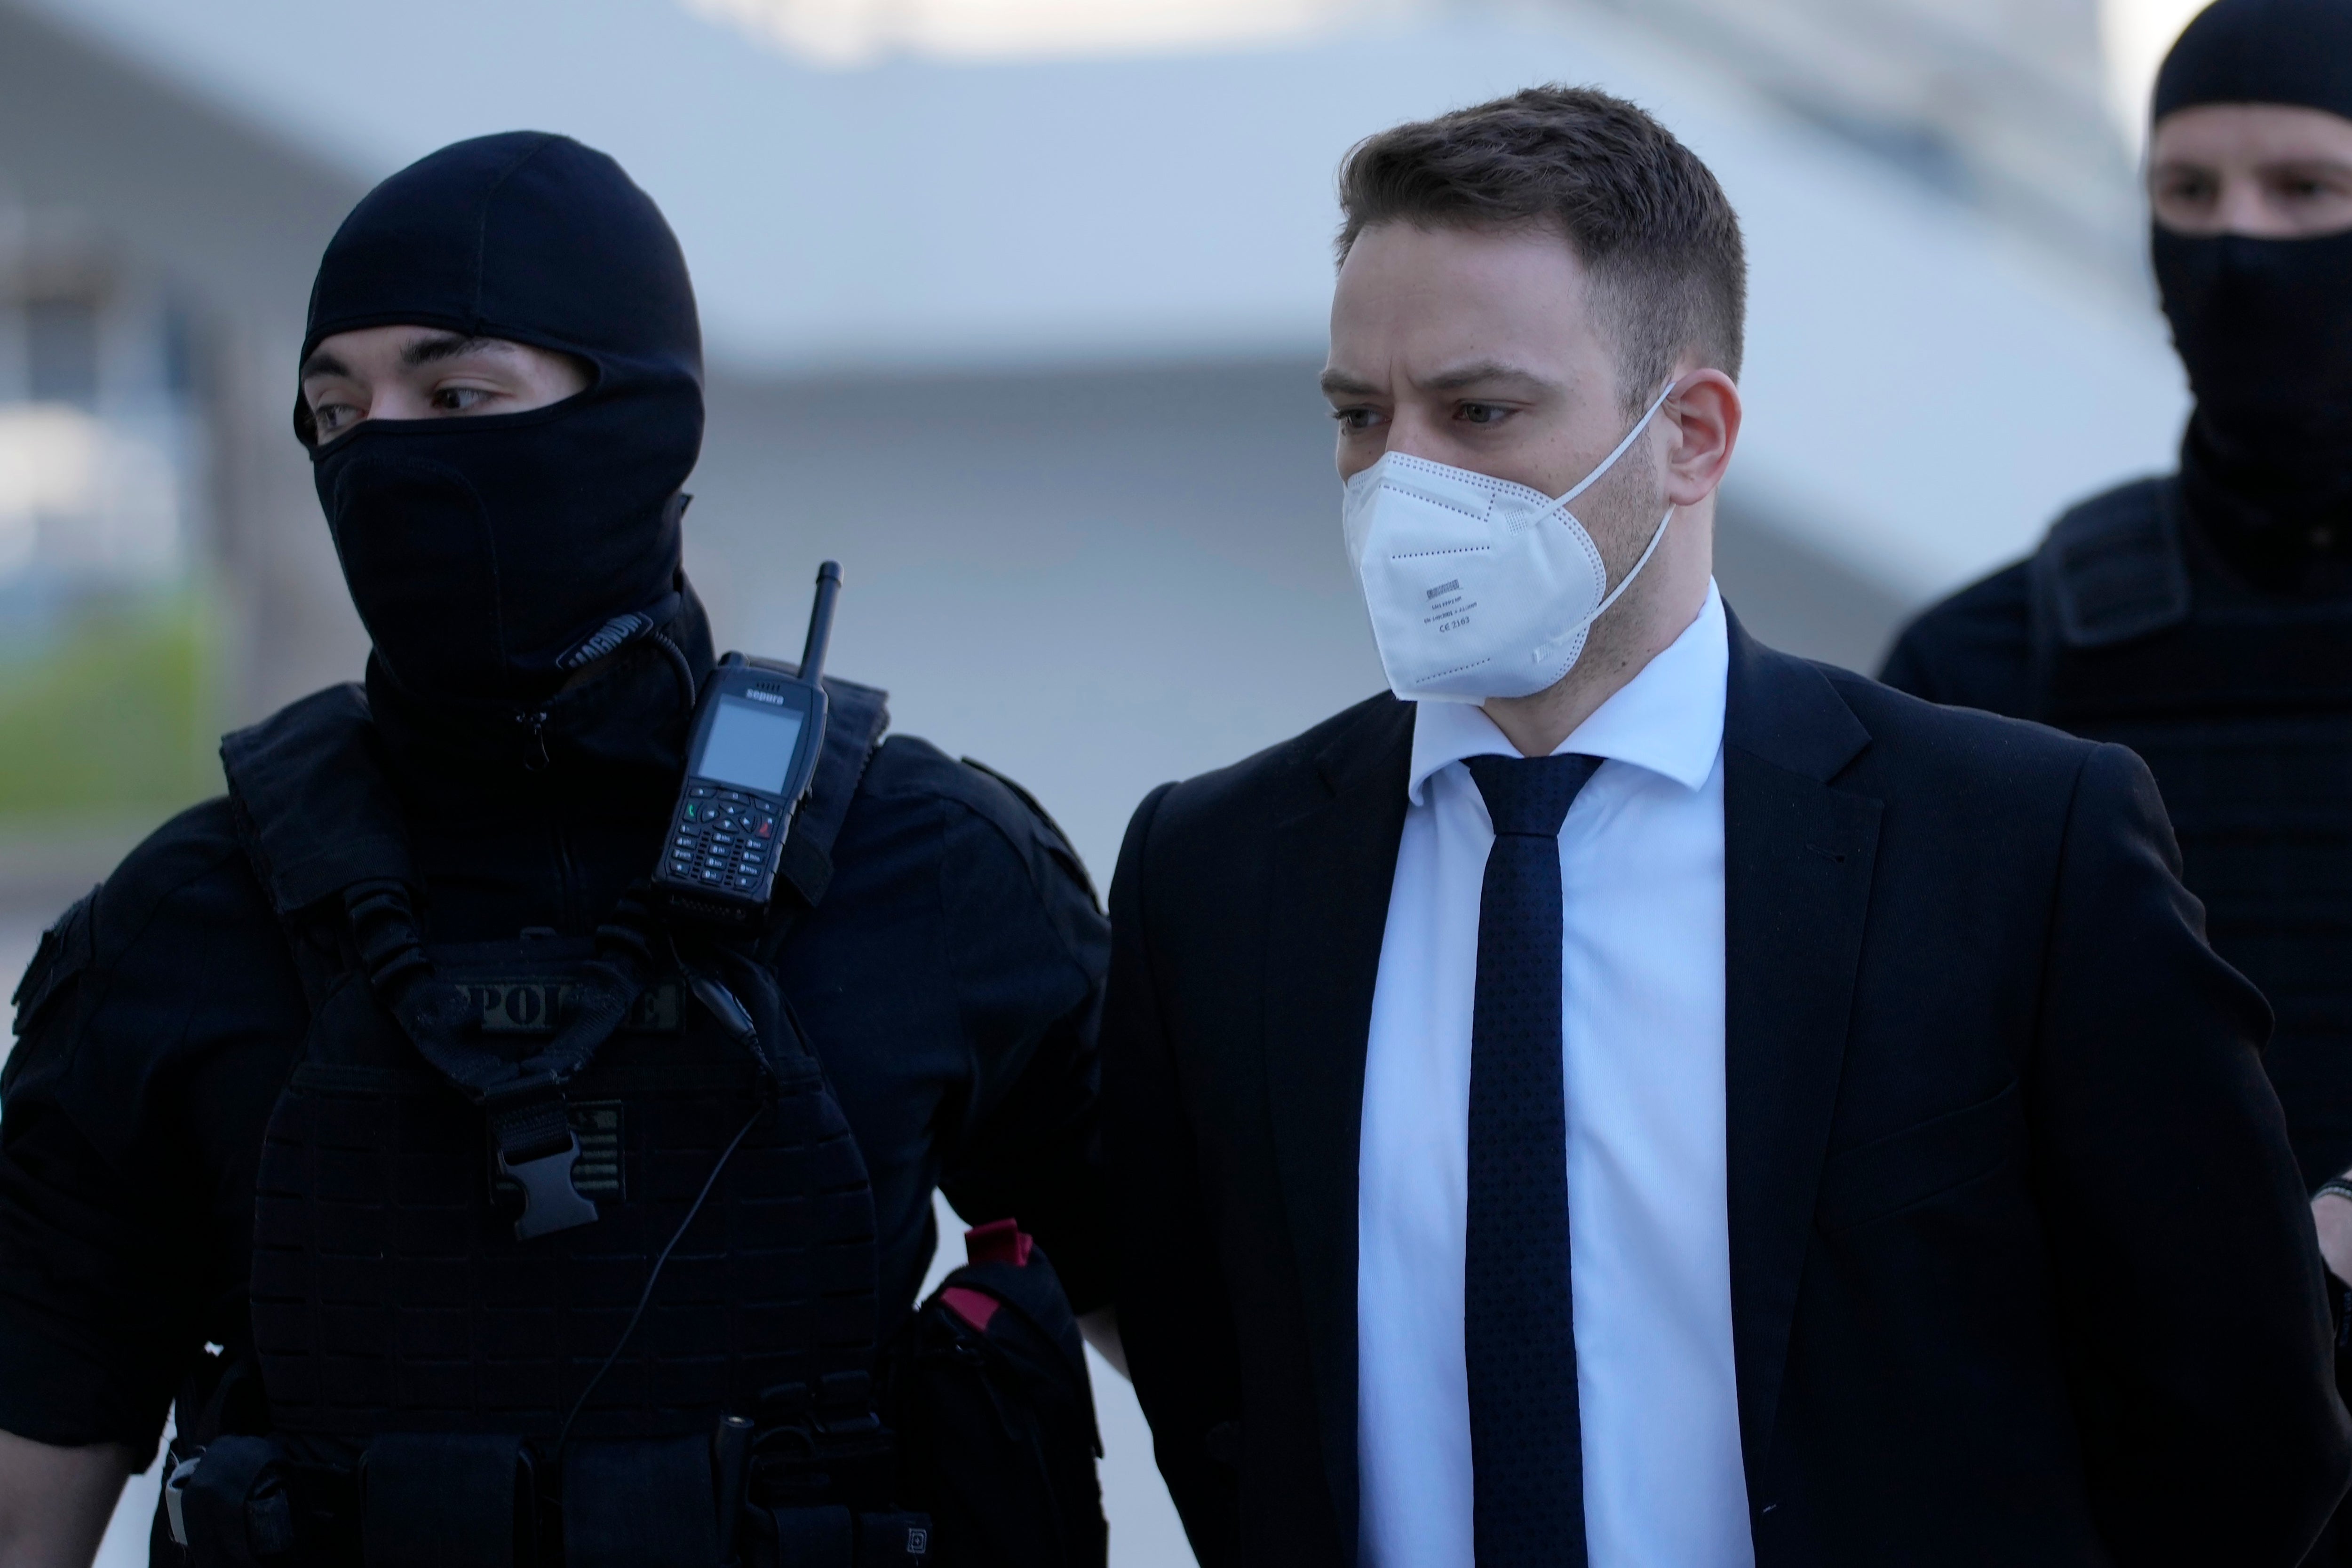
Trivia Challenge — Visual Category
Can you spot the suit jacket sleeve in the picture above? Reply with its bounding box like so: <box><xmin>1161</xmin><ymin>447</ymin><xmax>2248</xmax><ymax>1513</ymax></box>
<box><xmin>2033</xmin><ymin>743</ymin><xmax>2352</xmax><ymax>1562</ymax></box>
<box><xmin>1103</xmin><ymin>783</ymin><xmax>1243</xmax><ymax>1565</ymax></box>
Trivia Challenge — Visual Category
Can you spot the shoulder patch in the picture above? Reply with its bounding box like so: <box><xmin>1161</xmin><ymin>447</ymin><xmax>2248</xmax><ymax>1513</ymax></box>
<box><xmin>960</xmin><ymin>755</ymin><xmax>1100</xmax><ymax>913</ymax></box>
<box><xmin>857</xmin><ymin>736</ymin><xmax>1103</xmax><ymax>913</ymax></box>
<box><xmin>11</xmin><ymin>885</ymin><xmax>98</xmax><ymax>1040</ymax></box>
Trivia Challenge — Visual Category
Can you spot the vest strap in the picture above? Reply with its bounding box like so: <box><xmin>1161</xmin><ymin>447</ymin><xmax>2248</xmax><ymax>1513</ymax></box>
<box><xmin>329</xmin><ymin>874</ymin><xmax>652</xmax><ymax>1239</ymax></box>
<box><xmin>758</xmin><ymin>676</ymin><xmax>890</xmax><ymax>962</ymax></box>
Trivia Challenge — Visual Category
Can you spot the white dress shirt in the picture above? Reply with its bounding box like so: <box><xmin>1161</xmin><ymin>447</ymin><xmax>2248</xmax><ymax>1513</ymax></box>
<box><xmin>1357</xmin><ymin>583</ymin><xmax>1751</xmax><ymax>1568</ymax></box>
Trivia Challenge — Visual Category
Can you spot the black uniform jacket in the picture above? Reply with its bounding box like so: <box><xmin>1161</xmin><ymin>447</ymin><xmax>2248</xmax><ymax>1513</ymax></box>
<box><xmin>0</xmin><ymin>707</ymin><xmax>1109</xmax><ymax>1464</ymax></box>
<box><xmin>1104</xmin><ymin>611</ymin><xmax>2351</xmax><ymax>1567</ymax></box>
<box><xmin>1877</xmin><ymin>560</ymin><xmax>2036</xmax><ymax>716</ymax></box>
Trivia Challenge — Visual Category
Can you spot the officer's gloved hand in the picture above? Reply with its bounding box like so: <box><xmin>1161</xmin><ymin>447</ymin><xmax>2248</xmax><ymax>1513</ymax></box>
<box><xmin>2312</xmin><ymin>1175</ymin><xmax>2352</xmax><ymax>1288</ymax></box>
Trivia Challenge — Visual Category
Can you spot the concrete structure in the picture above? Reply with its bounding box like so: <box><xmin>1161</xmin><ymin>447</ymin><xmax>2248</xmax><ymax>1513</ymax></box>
<box><xmin>0</xmin><ymin>0</ymin><xmax>363</xmax><ymax>717</ymax></box>
<box><xmin>0</xmin><ymin>0</ymin><xmax>2102</xmax><ymax>864</ymax></box>
<box><xmin>1591</xmin><ymin>0</ymin><xmax>2136</xmax><ymax>277</ymax></box>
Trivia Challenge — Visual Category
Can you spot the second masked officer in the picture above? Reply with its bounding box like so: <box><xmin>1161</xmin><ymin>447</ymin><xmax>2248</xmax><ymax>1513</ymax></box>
<box><xmin>1883</xmin><ymin>0</ymin><xmax>2352</xmax><ymax>1263</ymax></box>
<box><xmin>0</xmin><ymin>134</ymin><xmax>1112</xmax><ymax>1567</ymax></box>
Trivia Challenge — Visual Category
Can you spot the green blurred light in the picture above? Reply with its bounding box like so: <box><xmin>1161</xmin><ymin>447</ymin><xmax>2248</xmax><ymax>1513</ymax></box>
<box><xmin>0</xmin><ymin>591</ymin><xmax>220</xmax><ymax>819</ymax></box>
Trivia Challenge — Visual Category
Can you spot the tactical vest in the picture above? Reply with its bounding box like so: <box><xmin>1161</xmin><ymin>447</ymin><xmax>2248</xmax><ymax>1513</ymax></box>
<box><xmin>158</xmin><ymin>674</ymin><xmax>934</xmax><ymax>1568</ymax></box>
<box><xmin>2029</xmin><ymin>477</ymin><xmax>2352</xmax><ymax>1188</ymax></box>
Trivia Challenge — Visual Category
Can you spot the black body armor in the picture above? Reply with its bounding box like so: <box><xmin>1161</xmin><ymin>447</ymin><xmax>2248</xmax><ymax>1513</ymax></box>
<box><xmin>158</xmin><ymin>676</ymin><xmax>931</xmax><ymax>1567</ymax></box>
<box><xmin>2029</xmin><ymin>477</ymin><xmax>2352</xmax><ymax>1187</ymax></box>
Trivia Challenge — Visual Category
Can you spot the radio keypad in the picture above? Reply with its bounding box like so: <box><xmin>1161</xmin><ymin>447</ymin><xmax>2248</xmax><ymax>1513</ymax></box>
<box><xmin>665</xmin><ymin>787</ymin><xmax>780</xmax><ymax>895</ymax></box>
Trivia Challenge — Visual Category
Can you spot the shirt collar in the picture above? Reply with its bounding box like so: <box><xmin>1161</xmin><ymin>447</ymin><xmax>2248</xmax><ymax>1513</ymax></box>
<box><xmin>1406</xmin><ymin>581</ymin><xmax>1730</xmax><ymax>806</ymax></box>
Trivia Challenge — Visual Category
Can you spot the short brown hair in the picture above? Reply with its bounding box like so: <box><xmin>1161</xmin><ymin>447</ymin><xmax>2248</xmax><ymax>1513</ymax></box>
<box><xmin>1336</xmin><ymin>85</ymin><xmax>1747</xmax><ymax>405</ymax></box>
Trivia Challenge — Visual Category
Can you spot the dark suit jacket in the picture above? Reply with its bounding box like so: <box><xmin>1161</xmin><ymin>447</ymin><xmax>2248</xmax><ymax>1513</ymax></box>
<box><xmin>1103</xmin><ymin>613</ymin><xmax>2352</xmax><ymax>1567</ymax></box>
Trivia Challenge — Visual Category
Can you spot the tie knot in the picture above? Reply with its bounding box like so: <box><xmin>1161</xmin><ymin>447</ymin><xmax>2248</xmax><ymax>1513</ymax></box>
<box><xmin>1464</xmin><ymin>752</ymin><xmax>1602</xmax><ymax>839</ymax></box>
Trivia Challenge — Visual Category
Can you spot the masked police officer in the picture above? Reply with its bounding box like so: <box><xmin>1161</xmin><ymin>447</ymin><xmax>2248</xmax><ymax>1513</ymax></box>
<box><xmin>0</xmin><ymin>134</ymin><xmax>1111</xmax><ymax>1567</ymax></box>
<box><xmin>1884</xmin><ymin>7</ymin><xmax>2352</xmax><ymax>1550</ymax></box>
<box><xmin>1888</xmin><ymin>0</ymin><xmax>2352</xmax><ymax>1187</ymax></box>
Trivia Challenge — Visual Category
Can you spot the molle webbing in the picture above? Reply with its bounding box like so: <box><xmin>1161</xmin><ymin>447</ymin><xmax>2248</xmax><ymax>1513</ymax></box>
<box><xmin>215</xmin><ymin>672</ymin><xmax>895</xmax><ymax>1467</ymax></box>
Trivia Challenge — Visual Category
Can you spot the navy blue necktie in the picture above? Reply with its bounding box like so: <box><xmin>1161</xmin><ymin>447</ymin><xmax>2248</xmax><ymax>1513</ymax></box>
<box><xmin>1463</xmin><ymin>752</ymin><xmax>1603</xmax><ymax>1566</ymax></box>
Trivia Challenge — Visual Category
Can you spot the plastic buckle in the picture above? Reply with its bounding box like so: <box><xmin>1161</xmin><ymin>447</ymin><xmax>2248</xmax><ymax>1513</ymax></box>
<box><xmin>498</xmin><ymin>1132</ymin><xmax>600</xmax><ymax>1240</ymax></box>
<box><xmin>164</xmin><ymin>1452</ymin><xmax>202</xmax><ymax>1547</ymax></box>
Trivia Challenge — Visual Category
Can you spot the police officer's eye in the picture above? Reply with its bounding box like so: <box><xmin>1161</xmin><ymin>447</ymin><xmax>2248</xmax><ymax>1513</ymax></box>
<box><xmin>1457</xmin><ymin>403</ymin><xmax>1510</xmax><ymax>426</ymax></box>
<box><xmin>432</xmin><ymin>386</ymin><xmax>497</xmax><ymax>413</ymax></box>
<box><xmin>2276</xmin><ymin>174</ymin><xmax>2346</xmax><ymax>202</ymax></box>
<box><xmin>1332</xmin><ymin>406</ymin><xmax>1385</xmax><ymax>432</ymax></box>
<box><xmin>2156</xmin><ymin>172</ymin><xmax>2216</xmax><ymax>204</ymax></box>
<box><xmin>312</xmin><ymin>400</ymin><xmax>358</xmax><ymax>432</ymax></box>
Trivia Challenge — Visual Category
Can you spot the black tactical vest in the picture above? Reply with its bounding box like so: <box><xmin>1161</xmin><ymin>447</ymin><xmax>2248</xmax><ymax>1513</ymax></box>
<box><xmin>2029</xmin><ymin>477</ymin><xmax>2352</xmax><ymax>1187</ymax></box>
<box><xmin>158</xmin><ymin>676</ymin><xmax>934</xmax><ymax>1568</ymax></box>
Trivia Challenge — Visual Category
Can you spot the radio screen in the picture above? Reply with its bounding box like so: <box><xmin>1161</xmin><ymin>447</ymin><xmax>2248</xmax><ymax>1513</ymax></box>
<box><xmin>698</xmin><ymin>696</ymin><xmax>805</xmax><ymax>795</ymax></box>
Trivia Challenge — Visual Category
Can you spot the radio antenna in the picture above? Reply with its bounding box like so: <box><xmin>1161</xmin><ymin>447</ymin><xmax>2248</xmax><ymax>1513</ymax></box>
<box><xmin>799</xmin><ymin>561</ymin><xmax>842</xmax><ymax>686</ymax></box>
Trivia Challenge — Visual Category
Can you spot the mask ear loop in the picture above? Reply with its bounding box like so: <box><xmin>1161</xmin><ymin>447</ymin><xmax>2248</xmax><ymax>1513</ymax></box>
<box><xmin>1535</xmin><ymin>378</ymin><xmax>1683</xmax><ymax>656</ymax></box>
<box><xmin>1553</xmin><ymin>377</ymin><xmax>1679</xmax><ymax>509</ymax></box>
<box><xmin>1586</xmin><ymin>503</ymin><xmax>1676</xmax><ymax>620</ymax></box>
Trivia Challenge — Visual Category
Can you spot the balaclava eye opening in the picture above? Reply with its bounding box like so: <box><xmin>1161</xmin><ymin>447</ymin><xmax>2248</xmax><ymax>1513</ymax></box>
<box><xmin>2151</xmin><ymin>0</ymin><xmax>2352</xmax><ymax>586</ymax></box>
<box><xmin>299</xmin><ymin>131</ymin><xmax>704</xmax><ymax>707</ymax></box>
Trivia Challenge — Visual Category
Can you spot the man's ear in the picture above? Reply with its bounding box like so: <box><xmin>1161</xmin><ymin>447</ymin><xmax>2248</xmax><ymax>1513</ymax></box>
<box><xmin>1661</xmin><ymin>369</ymin><xmax>1740</xmax><ymax>507</ymax></box>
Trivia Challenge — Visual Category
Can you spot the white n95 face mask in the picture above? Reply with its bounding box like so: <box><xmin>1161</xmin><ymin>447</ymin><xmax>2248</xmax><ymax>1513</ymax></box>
<box><xmin>1341</xmin><ymin>380</ymin><xmax>1677</xmax><ymax>703</ymax></box>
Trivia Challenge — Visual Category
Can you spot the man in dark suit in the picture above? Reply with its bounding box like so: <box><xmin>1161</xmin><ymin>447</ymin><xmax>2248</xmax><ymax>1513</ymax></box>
<box><xmin>1102</xmin><ymin>86</ymin><xmax>2352</xmax><ymax>1567</ymax></box>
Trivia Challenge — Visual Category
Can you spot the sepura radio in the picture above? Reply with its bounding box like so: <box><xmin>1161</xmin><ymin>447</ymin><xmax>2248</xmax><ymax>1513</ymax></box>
<box><xmin>653</xmin><ymin>562</ymin><xmax>842</xmax><ymax>922</ymax></box>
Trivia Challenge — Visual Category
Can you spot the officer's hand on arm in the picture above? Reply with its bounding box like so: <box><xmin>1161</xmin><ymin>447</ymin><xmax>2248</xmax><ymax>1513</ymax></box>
<box><xmin>0</xmin><ymin>1429</ymin><xmax>133</xmax><ymax>1568</ymax></box>
<box><xmin>2313</xmin><ymin>1186</ymin><xmax>2352</xmax><ymax>1286</ymax></box>
<box><xmin>919</xmin><ymin>755</ymin><xmax>1122</xmax><ymax>1335</ymax></box>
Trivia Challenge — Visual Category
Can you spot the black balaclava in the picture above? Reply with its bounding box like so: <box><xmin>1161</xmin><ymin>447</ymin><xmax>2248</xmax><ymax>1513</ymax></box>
<box><xmin>2152</xmin><ymin>0</ymin><xmax>2352</xmax><ymax>591</ymax></box>
<box><xmin>299</xmin><ymin>132</ymin><xmax>706</xmax><ymax>716</ymax></box>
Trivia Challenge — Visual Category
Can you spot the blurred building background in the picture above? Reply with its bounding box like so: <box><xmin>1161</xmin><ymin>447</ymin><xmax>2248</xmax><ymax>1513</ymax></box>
<box><xmin>0</xmin><ymin>0</ymin><xmax>2208</xmax><ymax>1561</ymax></box>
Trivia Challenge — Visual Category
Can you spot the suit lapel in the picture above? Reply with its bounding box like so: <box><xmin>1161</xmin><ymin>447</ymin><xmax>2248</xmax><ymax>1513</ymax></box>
<box><xmin>1262</xmin><ymin>697</ymin><xmax>1414</xmax><ymax>1561</ymax></box>
<box><xmin>1720</xmin><ymin>614</ymin><xmax>1882</xmax><ymax>1506</ymax></box>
